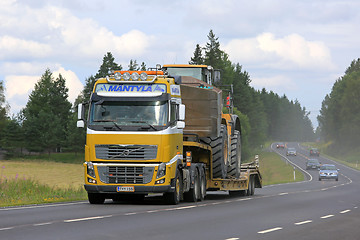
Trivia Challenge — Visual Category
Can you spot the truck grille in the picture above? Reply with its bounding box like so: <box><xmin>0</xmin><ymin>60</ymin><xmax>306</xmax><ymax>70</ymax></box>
<box><xmin>95</xmin><ymin>145</ymin><xmax>157</xmax><ymax>160</ymax></box>
<box><xmin>97</xmin><ymin>165</ymin><xmax>154</xmax><ymax>184</ymax></box>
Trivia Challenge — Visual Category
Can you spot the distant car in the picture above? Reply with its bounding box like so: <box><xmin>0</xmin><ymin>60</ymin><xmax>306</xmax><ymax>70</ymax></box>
<box><xmin>319</xmin><ymin>164</ymin><xmax>339</xmax><ymax>181</ymax></box>
<box><xmin>286</xmin><ymin>147</ymin><xmax>297</xmax><ymax>156</ymax></box>
<box><xmin>306</xmin><ymin>159</ymin><xmax>321</xmax><ymax>170</ymax></box>
<box><xmin>310</xmin><ymin>148</ymin><xmax>320</xmax><ymax>156</ymax></box>
<box><xmin>276</xmin><ymin>142</ymin><xmax>285</xmax><ymax>148</ymax></box>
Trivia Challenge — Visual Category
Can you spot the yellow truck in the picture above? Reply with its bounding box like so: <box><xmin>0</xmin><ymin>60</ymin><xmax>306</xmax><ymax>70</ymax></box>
<box><xmin>77</xmin><ymin>64</ymin><xmax>262</xmax><ymax>204</ymax></box>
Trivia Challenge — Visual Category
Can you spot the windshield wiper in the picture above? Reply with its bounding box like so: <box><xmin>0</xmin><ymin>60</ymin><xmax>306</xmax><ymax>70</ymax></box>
<box><xmin>130</xmin><ymin>121</ymin><xmax>157</xmax><ymax>131</ymax></box>
<box><xmin>93</xmin><ymin>120</ymin><xmax>122</xmax><ymax>130</ymax></box>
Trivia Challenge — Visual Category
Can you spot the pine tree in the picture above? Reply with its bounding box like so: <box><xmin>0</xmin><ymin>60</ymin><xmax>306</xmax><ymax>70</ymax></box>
<box><xmin>22</xmin><ymin>69</ymin><xmax>72</xmax><ymax>154</ymax></box>
<box><xmin>204</xmin><ymin>30</ymin><xmax>223</xmax><ymax>69</ymax></box>
<box><xmin>140</xmin><ymin>62</ymin><xmax>147</xmax><ymax>71</ymax></box>
<box><xmin>128</xmin><ymin>59</ymin><xmax>139</xmax><ymax>71</ymax></box>
<box><xmin>95</xmin><ymin>52</ymin><xmax>122</xmax><ymax>79</ymax></box>
<box><xmin>189</xmin><ymin>44</ymin><xmax>204</xmax><ymax>64</ymax></box>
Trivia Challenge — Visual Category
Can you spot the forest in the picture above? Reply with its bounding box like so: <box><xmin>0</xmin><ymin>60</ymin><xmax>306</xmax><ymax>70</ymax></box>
<box><xmin>317</xmin><ymin>58</ymin><xmax>360</xmax><ymax>155</ymax></box>
<box><xmin>0</xmin><ymin>30</ymin><xmax>317</xmax><ymax>160</ymax></box>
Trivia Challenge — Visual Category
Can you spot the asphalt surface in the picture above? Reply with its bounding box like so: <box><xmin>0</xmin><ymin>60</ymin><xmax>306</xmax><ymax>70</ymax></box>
<box><xmin>1</xmin><ymin>142</ymin><xmax>359</xmax><ymax>240</ymax></box>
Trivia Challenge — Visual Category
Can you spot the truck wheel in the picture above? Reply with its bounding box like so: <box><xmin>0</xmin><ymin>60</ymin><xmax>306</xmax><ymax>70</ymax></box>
<box><xmin>204</xmin><ymin>124</ymin><xmax>228</xmax><ymax>179</ymax></box>
<box><xmin>184</xmin><ymin>169</ymin><xmax>200</xmax><ymax>202</ymax></box>
<box><xmin>227</xmin><ymin>130</ymin><xmax>241</xmax><ymax>178</ymax></box>
<box><xmin>165</xmin><ymin>169</ymin><xmax>182</xmax><ymax>205</ymax></box>
<box><xmin>88</xmin><ymin>192</ymin><xmax>105</xmax><ymax>204</ymax></box>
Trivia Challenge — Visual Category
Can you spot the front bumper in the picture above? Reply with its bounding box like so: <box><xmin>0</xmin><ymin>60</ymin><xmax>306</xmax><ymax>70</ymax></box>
<box><xmin>319</xmin><ymin>174</ymin><xmax>338</xmax><ymax>179</ymax></box>
<box><xmin>84</xmin><ymin>184</ymin><xmax>173</xmax><ymax>194</ymax></box>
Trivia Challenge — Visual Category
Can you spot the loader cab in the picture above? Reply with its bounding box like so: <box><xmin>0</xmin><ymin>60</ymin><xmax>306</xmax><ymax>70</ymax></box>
<box><xmin>163</xmin><ymin>64</ymin><xmax>221</xmax><ymax>85</ymax></box>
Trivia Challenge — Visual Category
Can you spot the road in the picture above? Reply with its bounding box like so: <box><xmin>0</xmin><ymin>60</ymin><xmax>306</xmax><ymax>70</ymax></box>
<box><xmin>1</xmin><ymin>142</ymin><xmax>359</xmax><ymax>240</ymax></box>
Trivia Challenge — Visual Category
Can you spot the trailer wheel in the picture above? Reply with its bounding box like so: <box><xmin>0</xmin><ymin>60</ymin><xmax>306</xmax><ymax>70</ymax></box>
<box><xmin>227</xmin><ymin>130</ymin><xmax>241</xmax><ymax>178</ymax></box>
<box><xmin>165</xmin><ymin>169</ymin><xmax>182</xmax><ymax>205</ymax></box>
<box><xmin>247</xmin><ymin>176</ymin><xmax>255</xmax><ymax>196</ymax></box>
<box><xmin>184</xmin><ymin>169</ymin><xmax>200</xmax><ymax>202</ymax></box>
<box><xmin>199</xmin><ymin>169</ymin><xmax>206</xmax><ymax>201</ymax></box>
<box><xmin>88</xmin><ymin>193</ymin><xmax>105</xmax><ymax>204</ymax></box>
<box><xmin>250</xmin><ymin>176</ymin><xmax>255</xmax><ymax>196</ymax></box>
<box><xmin>202</xmin><ymin>124</ymin><xmax>228</xmax><ymax>179</ymax></box>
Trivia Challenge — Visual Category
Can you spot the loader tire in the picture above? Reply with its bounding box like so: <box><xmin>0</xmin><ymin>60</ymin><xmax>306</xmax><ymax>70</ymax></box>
<box><xmin>227</xmin><ymin>130</ymin><xmax>241</xmax><ymax>178</ymax></box>
<box><xmin>201</xmin><ymin>124</ymin><xmax>228</xmax><ymax>179</ymax></box>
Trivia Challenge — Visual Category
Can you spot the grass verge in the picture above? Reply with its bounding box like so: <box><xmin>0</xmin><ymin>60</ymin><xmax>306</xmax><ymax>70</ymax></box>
<box><xmin>0</xmin><ymin>178</ymin><xmax>86</xmax><ymax>207</ymax></box>
<box><xmin>259</xmin><ymin>151</ymin><xmax>304</xmax><ymax>186</ymax></box>
<box><xmin>0</xmin><ymin>160</ymin><xmax>86</xmax><ymax>207</ymax></box>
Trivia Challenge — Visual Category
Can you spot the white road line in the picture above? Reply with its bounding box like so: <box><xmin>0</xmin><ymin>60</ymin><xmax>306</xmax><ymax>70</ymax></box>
<box><xmin>0</xmin><ymin>227</ymin><xmax>14</xmax><ymax>231</ymax></box>
<box><xmin>258</xmin><ymin>227</ymin><xmax>283</xmax><ymax>234</ymax></box>
<box><xmin>124</xmin><ymin>212</ymin><xmax>137</xmax><ymax>216</ymax></box>
<box><xmin>64</xmin><ymin>215</ymin><xmax>112</xmax><ymax>223</ymax></box>
<box><xmin>321</xmin><ymin>215</ymin><xmax>334</xmax><ymax>219</ymax></box>
<box><xmin>278</xmin><ymin>192</ymin><xmax>288</xmax><ymax>195</ymax></box>
<box><xmin>0</xmin><ymin>202</ymin><xmax>87</xmax><ymax>211</ymax></box>
<box><xmin>225</xmin><ymin>238</ymin><xmax>239</xmax><ymax>240</ymax></box>
<box><xmin>340</xmin><ymin>210</ymin><xmax>351</xmax><ymax>214</ymax></box>
<box><xmin>236</xmin><ymin>197</ymin><xmax>252</xmax><ymax>201</ymax></box>
<box><xmin>294</xmin><ymin>220</ymin><xmax>312</xmax><ymax>225</ymax></box>
<box><xmin>172</xmin><ymin>205</ymin><xmax>196</xmax><ymax>210</ymax></box>
<box><xmin>33</xmin><ymin>222</ymin><xmax>52</xmax><ymax>226</ymax></box>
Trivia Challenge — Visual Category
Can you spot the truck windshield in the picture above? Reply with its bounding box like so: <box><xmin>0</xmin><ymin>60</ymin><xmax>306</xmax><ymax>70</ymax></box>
<box><xmin>89</xmin><ymin>100</ymin><xmax>168</xmax><ymax>128</ymax></box>
<box><xmin>166</xmin><ymin>67</ymin><xmax>202</xmax><ymax>81</ymax></box>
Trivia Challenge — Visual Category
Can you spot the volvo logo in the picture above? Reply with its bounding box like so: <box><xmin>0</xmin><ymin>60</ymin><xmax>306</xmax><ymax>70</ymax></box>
<box><xmin>110</xmin><ymin>146</ymin><xmax>144</xmax><ymax>159</ymax></box>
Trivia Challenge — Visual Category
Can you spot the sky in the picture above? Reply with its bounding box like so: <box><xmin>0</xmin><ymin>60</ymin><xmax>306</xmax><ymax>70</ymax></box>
<box><xmin>1</xmin><ymin>0</ymin><xmax>360</xmax><ymax>128</ymax></box>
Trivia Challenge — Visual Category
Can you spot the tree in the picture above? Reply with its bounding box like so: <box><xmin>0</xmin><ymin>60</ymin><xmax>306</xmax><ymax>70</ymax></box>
<box><xmin>22</xmin><ymin>69</ymin><xmax>72</xmax><ymax>154</ymax></box>
<box><xmin>140</xmin><ymin>62</ymin><xmax>147</xmax><ymax>71</ymax></box>
<box><xmin>204</xmin><ymin>30</ymin><xmax>222</xmax><ymax>67</ymax></box>
<box><xmin>189</xmin><ymin>44</ymin><xmax>204</xmax><ymax>65</ymax></box>
<box><xmin>0</xmin><ymin>81</ymin><xmax>9</xmax><ymax>144</ymax></box>
<box><xmin>95</xmin><ymin>52</ymin><xmax>121</xmax><ymax>79</ymax></box>
<box><xmin>128</xmin><ymin>59</ymin><xmax>139</xmax><ymax>71</ymax></box>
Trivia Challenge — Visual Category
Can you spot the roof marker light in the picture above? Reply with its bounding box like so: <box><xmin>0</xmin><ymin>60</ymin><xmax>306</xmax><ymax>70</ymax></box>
<box><xmin>140</xmin><ymin>72</ymin><xmax>148</xmax><ymax>81</ymax></box>
<box><xmin>114</xmin><ymin>72</ymin><xmax>122</xmax><ymax>80</ymax></box>
<box><xmin>123</xmin><ymin>72</ymin><xmax>131</xmax><ymax>81</ymax></box>
<box><xmin>131</xmin><ymin>72</ymin><xmax>140</xmax><ymax>81</ymax></box>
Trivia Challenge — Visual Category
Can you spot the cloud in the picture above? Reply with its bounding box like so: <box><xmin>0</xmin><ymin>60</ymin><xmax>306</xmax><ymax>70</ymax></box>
<box><xmin>224</xmin><ymin>33</ymin><xmax>336</xmax><ymax>71</ymax></box>
<box><xmin>0</xmin><ymin>36</ymin><xmax>52</xmax><ymax>60</ymax></box>
<box><xmin>0</xmin><ymin>2</ymin><xmax>153</xmax><ymax>62</ymax></box>
<box><xmin>252</xmin><ymin>75</ymin><xmax>297</xmax><ymax>91</ymax></box>
<box><xmin>53</xmin><ymin>67</ymin><xmax>83</xmax><ymax>104</ymax></box>
<box><xmin>5</xmin><ymin>66</ymin><xmax>83</xmax><ymax>114</ymax></box>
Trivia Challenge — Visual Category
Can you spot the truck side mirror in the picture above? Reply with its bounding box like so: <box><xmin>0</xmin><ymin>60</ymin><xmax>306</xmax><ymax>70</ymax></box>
<box><xmin>176</xmin><ymin>121</ymin><xmax>185</xmax><ymax>129</ymax></box>
<box><xmin>179</xmin><ymin>104</ymin><xmax>185</xmax><ymax>121</ymax></box>
<box><xmin>213</xmin><ymin>70</ymin><xmax>221</xmax><ymax>83</ymax></box>
<box><xmin>77</xmin><ymin>103</ymin><xmax>85</xmax><ymax>128</ymax></box>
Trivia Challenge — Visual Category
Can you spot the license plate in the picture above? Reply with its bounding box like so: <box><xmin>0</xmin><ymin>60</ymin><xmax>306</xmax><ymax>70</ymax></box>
<box><xmin>117</xmin><ymin>186</ymin><xmax>135</xmax><ymax>192</ymax></box>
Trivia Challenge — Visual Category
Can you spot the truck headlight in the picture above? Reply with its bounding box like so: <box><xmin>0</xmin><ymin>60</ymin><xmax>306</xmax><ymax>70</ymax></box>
<box><xmin>156</xmin><ymin>163</ymin><xmax>166</xmax><ymax>179</ymax></box>
<box><xmin>87</xmin><ymin>162</ymin><xmax>96</xmax><ymax>178</ymax></box>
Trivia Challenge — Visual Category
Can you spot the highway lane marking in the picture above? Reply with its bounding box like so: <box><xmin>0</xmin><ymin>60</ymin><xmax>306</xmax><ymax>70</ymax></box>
<box><xmin>278</xmin><ymin>192</ymin><xmax>288</xmax><ymax>195</ymax></box>
<box><xmin>258</xmin><ymin>227</ymin><xmax>282</xmax><ymax>234</ymax></box>
<box><xmin>320</xmin><ymin>214</ymin><xmax>334</xmax><ymax>219</ymax></box>
<box><xmin>124</xmin><ymin>212</ymin><xmax>137</xmax><ymax>215</ymax></box>
<box><xmin>64</xmin><ymin>215</ymin><xmax>112</xmax><ymax>223</ymax></box>
<box><xmin>0</xmin><ymin>227</ymin><xmax>14</xmax><ymax>231</ymax></box>
<box><xmin>0</xmin><ymin>201</ymin><xmax>87</xmax><ymax>211</ymax></box>
<box><xmin>340</xmin><ymin>210</ymin><xmax>351</xmax><ymax>214</ymax></box>
<box><xmin>294</xmin><ymin>220</ymin><xmax>312</xmax><ymax>225</ymax></box>
<box><xmin>33</xmin><ymin>222</ymin><xmax>52</xmax><ymax>226</ymax></box>
<box><xmin>225</xmin><ymin>238</ymin><xmax>239</xmax><ymax>240</ymax></box>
